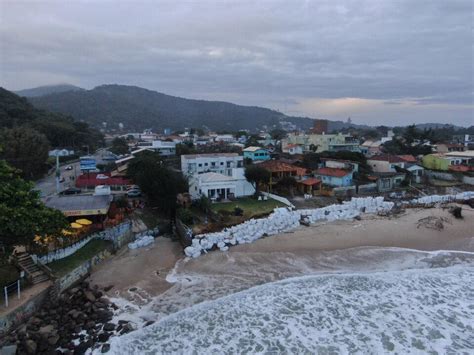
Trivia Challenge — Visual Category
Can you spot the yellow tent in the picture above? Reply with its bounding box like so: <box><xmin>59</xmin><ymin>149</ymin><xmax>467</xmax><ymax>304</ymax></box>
<box><xmin>76</xmin><ymin>218</ymin><xmax>93</xmax><ymax>225</ymax></box>
<box><xmin>70</xmin><ymin>222</ymin><xmax>83</xmax><ymax>229</ymax></box>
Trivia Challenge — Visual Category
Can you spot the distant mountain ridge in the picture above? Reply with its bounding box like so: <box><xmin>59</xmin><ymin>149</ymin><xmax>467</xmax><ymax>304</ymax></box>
<box><xmin>15</xmin><ymin>84</ymin><xmax>85</xmax><ymax>98</ymax></box>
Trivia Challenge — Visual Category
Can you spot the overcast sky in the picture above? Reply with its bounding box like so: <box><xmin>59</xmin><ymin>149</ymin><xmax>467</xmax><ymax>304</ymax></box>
<box><xmin>1</xmin><ymin>0</ymin><xmax>473</xmax><ymax>126</ymax></box>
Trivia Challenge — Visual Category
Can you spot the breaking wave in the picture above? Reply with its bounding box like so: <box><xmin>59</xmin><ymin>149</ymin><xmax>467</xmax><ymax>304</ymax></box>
<box><xmin>101</xmin><ymin>248</ymin><xmax>474</xmax><ymax>354</ymax></box>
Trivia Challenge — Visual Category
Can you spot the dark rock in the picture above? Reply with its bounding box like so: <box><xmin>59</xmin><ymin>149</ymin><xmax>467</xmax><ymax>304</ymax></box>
<box><xmin>120</xmin><ymin>323</ymin><xmax>133</xmax><ymax>334</ymax></box>
<box><xmin>103</xmin><ymin>323</ymin><xmax>115</xmax><ymax>332</ymax></box>
<box><xmin>98</xmin><ymin>332</ymin><xmax>110</xmax><ymax>342</ymax></box>
<box><xmin>101</xmin><ymin>343</ymin><xmax>111</xmax><ymax>353</ymax></box>
<box><xmin>118</xmin><ymin>320</ymin><xmax>129</xmax><ymax>325</ymax></box>
<box><xmin>85</xmin><ymin>320</ymin><xmax>96</xmax><ymax>329</ymax></box>
<box><xmin>48</xmin><ymin>334</ymin><xmax>60</xmax><ymax>346</ymax></box>
<box><xmin>74</xmin><ymin>342</ymin><xmax>89</xmax><ymax>355</ymax></box>
<box><xmin>84</xmin><ymin>290</ymin><xmax>96</xmax><ymax>303</ymax></box>
<box><xmin>0</xmin><ymin>345</ymin><xmax>17</xmax><ymax>355</ymax></box>
<box><xmin>103</xmin><ymin>285</ymin><xmax>114</xmax><ymax>292</ymax></box>
<box><xmin>144</xmin><ymin>320</ymin><xmax>155</xmax><ymax>327</ymax></box>
<box><xmin>24</xmin><ymin>339</ymin><xmax>37</xmax><ymax>354</ymax></box>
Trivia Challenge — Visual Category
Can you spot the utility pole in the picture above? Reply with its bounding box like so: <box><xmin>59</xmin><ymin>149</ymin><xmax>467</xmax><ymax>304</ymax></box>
<box><xmin>55</xmin><ymin>153</ymin><xmax>60</xmax><ymax>194</ymax></box>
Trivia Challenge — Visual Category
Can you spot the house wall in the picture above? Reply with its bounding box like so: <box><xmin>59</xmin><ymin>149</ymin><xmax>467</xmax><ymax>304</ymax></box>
<box><xmin>181</xmin><ymin>155</ymin><xmax>243</xmax><ymax>176</ymax></box>
<box><xmin>368</xmin><ymin>160</ymin><xmax>404</xmax><ymax>173</ymax></box>
<box><xmin>243</xmin><ymin>149</ymin><xmax>270</xmax><ymax>161</ymax></box>
<box><xmin>315</xmin><ymin>173</ymin><xmax>353</xmax><ymax>187</ymax></box>
<box><xmin>422</xmin><ymin>155</ymin><xmax>449</xmax><ymax>171</ymax></box>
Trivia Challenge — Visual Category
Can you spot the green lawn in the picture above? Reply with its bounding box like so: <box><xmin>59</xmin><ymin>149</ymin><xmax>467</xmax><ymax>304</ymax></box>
<box><xmin>48</xmin><ymin>239</ymin><xmax>112</xmax><ymax>276</ymax></box>
<box><xmin>211</xmin><ymin>197</ymin><xmax>285</xmax><ymax>219</ymax></box>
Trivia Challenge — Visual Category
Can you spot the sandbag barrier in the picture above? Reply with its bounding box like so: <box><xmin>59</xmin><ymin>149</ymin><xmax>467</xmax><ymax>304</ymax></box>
<box><xmin>184</xmin><ymin>192</ymin><xmax>474</xmax><ymax>259</ymax></box>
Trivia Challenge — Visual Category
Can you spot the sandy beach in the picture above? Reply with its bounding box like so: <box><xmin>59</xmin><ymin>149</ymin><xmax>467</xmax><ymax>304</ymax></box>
<box><xmin>89</xmin><ymin>204</ymin><xmax>474</xmax><ymax>302</ymax></box>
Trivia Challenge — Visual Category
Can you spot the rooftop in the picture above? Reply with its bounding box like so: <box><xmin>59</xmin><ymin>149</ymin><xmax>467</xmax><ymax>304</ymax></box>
<box><xmin>445</xmin><ymin>151</ymin><xmax>474</xmax><ymax>158</ymax></box>
<box><xmin>243</xmin><ymin>146</ymin><xmax>265</xmax><ymax>152</ymax></box>
<box><xmin>43</xmin><ymin>195</ymin><xmax>112</xmax><ymax>215</ymax></box>
<box><xmin>314</xmin><ymin>167</ymin><xmax>351</xmax><ymax>177</ymax></box>
<box><xmin>182</xmin><ymin>153</ymin><xmax>240</xmax><ymax>159</ymax></box>
<box><xmin>398</xmin><ymin>154</ymin><xmax>417</xmax><ymax>163</ymax></box>
<box><xmin>298</xmin><ymin>178</ymin><xmax>321</xmax><ymax>186</ymax></box>
<box><xmin>198</xmin><ymin>172</ymin><xmax>235</xmax><ymax>183</ymax></box>
<box><xmin>368</xmin><ymin>154</ymin><xmax>406</xmax><ymax>163</ymax></box>
<box><xmin>76</xmin><ymin>172</ymin><xmax>132</xmax><ymax>187</ymax></box>
<box><xmin>258</xmin><ymin>160</ymin><xmax>306</xmax><ymax>175</ymax></box>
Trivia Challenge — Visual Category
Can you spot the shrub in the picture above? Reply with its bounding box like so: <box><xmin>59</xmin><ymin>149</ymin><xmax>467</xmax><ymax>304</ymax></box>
<box><xmin>177</xmin><ymin>208</ymin><xmax>194</xmax><ymax>225</ymax></box>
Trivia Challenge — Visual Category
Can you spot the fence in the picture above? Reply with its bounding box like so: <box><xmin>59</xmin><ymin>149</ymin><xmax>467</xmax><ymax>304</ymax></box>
<box><xmin>33</xmin><ymin>221</ymin><xmax>132</xmax><ymax>264</ymax></box>
<box><xmin>2</xmin><ymin>280</ymin><xmax>21</xmax><ymax>308</ymax></box>
<box><xmin>261</xmin><ymin>192</ymin><xmax>295</xmax><ymax>209</ymax></box>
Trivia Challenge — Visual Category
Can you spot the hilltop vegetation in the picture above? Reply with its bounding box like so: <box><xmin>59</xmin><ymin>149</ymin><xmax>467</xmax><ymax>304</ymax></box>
<box><xmin>15</xmin><ymin>84</ymin><xmax>84</xmax><ymax>98</ymax></box>
<box><xmin>0</xmin><ymin>88</ymin><xmax>103</xmax><ymax>178</ymax></box>
<box><xmin>28</xmin><ymin>84</ymin><xmax>315</xmax><ymax>132</ymax></box>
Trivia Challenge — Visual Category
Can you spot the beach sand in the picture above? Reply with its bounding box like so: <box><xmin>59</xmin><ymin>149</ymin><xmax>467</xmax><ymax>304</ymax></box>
<box><xmin>89</xmin><ymin>204</ymin><xmax>474</xmax><ymax>302</ymax></box>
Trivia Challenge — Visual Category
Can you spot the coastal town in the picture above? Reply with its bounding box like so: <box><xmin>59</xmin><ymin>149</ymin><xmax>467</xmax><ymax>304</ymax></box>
<box><xmin>1</xmin><ymin>1</ymin><xmax>473</xmax><ymax>354</ymax></box>
<box><xmin>1</xmin><ymin>115</ymin><xmax>473</xmax><ymax>353</ymax></box>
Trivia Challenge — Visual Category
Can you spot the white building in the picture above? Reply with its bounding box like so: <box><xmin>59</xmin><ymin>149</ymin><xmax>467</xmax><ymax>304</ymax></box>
<box><xmin>213</xmin><ymin>134</ymin><xmax>235</xmax><ymax>143</ymax></box>
<box><xmin>137</xmin><ymin>140</ymin><xmax>176</xmax><ymax>156</ymax></box>
<box><xmin>181</xmin><ymin>153</ymin><xmax>244</xmax><ymax>176</ymax></box>
<box><xmin>189</xmin><ymin>170</ymin><xmax>255</xmax><ymax>200</ymax></box>
<box><xmin>367</xmin><ymin>154</ymin><xmax>406</xmax><ymax>173</ymax></box>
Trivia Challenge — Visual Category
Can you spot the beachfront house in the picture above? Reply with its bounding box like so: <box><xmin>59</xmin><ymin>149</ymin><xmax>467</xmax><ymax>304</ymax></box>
<box><xmin>313</xmin><ymin>168</ymin><xmax>353</xmax><ymax>187</ymax></box>
<box><xmin>243</xmin><ymin>146</ymin><xmax>270</xmax><ymax>161</ymax></box>
<box><xmin>367</xmin><ymin>154</ymin><xmax>406</xmax><ymax>173</ymax></box>
<box><xmin>181</xmin><ymin>153</ymin><xmax>243</xmax><ymax>176</ymax></box>
<box><xmin>137</xmin><ymin>140</ymin><xmax>177</xmax><ymax>156</ymax></box>
<box><xmin>189</xmin><ymin>170</ymin><xmax>255</xmax><ymax>201</ymax></box>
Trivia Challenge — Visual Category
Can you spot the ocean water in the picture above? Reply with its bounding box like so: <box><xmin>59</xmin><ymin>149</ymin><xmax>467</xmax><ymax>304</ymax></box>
<box><xmin>99</xmin><ymin>248</ymin><xmax>474</xmax><ymax>354</ymax></box>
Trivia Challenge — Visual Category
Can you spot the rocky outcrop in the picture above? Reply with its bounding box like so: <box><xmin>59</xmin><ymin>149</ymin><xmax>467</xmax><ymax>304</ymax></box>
<box><xmin>4</xmin><ymin>282</ymin><xmax>133</xmax><ymax>354</ymax></box>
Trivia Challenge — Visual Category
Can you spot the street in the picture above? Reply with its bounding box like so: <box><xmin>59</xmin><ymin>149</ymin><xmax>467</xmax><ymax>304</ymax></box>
<box><xmin>35</xmin><ymin>150</ymin><xmax>108</xmax><ymax>197</ymax></box>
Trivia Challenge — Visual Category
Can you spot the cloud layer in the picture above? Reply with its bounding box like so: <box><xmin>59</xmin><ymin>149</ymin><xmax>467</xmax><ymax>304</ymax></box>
<box><xmin>1</xmin><ymin>0</ymin><xmax>472</xmax><ymax>126</ymax></box>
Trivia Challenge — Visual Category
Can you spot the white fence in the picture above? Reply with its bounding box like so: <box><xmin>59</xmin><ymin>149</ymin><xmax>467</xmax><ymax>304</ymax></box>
<box><xmin>34</xmin><ymin>222</ymin><xmax>132</xmax><ymax>264</ymax></box>
<box><xmin>2</xmin><ymin>280</ymin><xmax>21</xmax><ymax>308</ymax></box>
<box><xmin>262</xmin><ymin>192</ymin><xmax>295</xmax><ymax>209</ymax></box>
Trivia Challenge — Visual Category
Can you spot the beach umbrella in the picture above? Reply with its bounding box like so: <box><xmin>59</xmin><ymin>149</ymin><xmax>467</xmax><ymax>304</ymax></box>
<box><xmin>62</xmin><ymin>229</ymin><xmax>74</xmax><ymax>236</ymax></box>
<box><xmin>70</xmin><ymin>222</ymin><xmax>83</xmax><ymax>229</ymax></box>
<box><xmin>76</xmin><ymin>218</ymin><xmax>92</xmax><ymax>226</ymax></box>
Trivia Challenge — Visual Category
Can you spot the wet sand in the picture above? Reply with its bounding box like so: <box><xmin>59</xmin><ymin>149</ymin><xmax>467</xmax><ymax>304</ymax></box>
<box><xmin>89</xmin><ymin>205</ymin><xmax>474</xmax><ymax>301</ymax></box>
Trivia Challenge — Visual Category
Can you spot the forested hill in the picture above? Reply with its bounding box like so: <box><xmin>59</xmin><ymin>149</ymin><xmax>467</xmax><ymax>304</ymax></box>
<box><xmin>15</xmin><ymin>84</ymin><xmax>85</xmax><ymax>98</ymax></box>
<box><xmin>28</xmin><ymin>84</ymin><xmax>315</xmax><ymax>132</ymax></box>
<box><xmin>0</xmin><ymin>88</ymin><xmax>103</xmax><ymax>178</ymax></box>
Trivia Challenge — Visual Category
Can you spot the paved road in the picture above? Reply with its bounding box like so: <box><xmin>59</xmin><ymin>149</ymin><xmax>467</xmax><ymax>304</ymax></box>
<box><xmin>35</xmin><ymin>150</ymin><xmax>110</xmax><ymax>197</ymax></box>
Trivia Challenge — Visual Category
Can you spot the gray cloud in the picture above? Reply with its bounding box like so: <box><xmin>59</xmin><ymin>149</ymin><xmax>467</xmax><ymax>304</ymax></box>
<box><xmin>0</xmin><ymin>0</ymin><xmax>472</xmax><ymax>126</ymax></box>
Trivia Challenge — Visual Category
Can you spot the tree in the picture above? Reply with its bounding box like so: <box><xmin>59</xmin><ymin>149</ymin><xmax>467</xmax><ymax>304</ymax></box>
<box><xmin>0</xmin><ymin>127</ymin><xmax>50</xmax><ymax>179</ymax></box>
<box><xmin>278</xmin><ymin>176</ymin><xmax>297</xmax><ymax>197</ymax></box>
<box><xmin>244</xmin><ymin>165</ymin><xmax>270</xmax><ymax>197</ymax></box>
<box><xmin>0</xmin><ymin>160</ymin><xmax>68</xmax><ymax>252</ymax></box>
<box><xmin>176</xmin><ymin>142</ymin><xmax>196</xmax><ymax>156</ymax></box>
<box><xmin>109</xmin><ymin>137</ymin><xmax>129</xmax><ymax>155</ymax></box>
<box><xmin>127</xmin><ymin>152</ymin><xmax>188</xmax><ymax>225</ymax></box>
<box><xmin>270</xmin><ymin>129</ymin><xmax>286</xmax><ymax>140</ymax></box>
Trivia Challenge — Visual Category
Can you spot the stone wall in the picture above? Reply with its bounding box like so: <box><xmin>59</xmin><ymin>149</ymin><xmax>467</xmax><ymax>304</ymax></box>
<box><xmin>56</xmin><ymin>248</ymin><xmax>113</xmax><ymax>293</ymax></box>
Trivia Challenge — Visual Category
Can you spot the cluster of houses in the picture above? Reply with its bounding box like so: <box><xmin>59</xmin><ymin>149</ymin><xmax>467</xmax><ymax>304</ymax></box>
<box><xmin>103</xmin><ymin>124</ymin><xmax>474</xmax><ymax>201</ymax></box>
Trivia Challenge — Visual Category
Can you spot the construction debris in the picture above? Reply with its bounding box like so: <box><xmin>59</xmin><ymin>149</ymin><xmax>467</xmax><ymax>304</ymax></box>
<box><xmin>416</xmin><ymin>216</ymin><xmax>452</xmax><ymax>231</ymax></box>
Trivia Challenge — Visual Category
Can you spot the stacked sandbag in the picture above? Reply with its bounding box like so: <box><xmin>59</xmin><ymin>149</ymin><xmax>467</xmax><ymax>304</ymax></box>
<box><xmin>408</xmin><ymin>191</ymin><xmax>474</xmax><ymax>206</ymax></box>
<box><xmin>128</xmin><ymin>235</ymin><xmax>154</xmax><ymax>250</ymax></box>
<box><xmin>184</xmin><ymin>197</ymin><xmax>395</xmax><ymax>258</ymax></box>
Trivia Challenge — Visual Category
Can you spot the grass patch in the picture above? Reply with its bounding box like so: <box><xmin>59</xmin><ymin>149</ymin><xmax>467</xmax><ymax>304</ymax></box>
<box><xmin>134</xmin><ymin>208</ymin><xmax>167</xmax><ymax>229</ymax></box>
<box><xmin>211</xmin><ymin>197</ymin><xmax>285</xmax><ymax>219</ymax></box>
<box><xmin>48</xmin><ymin>239</ymin><xmax>112</xmax><ymax>277</ymax></box>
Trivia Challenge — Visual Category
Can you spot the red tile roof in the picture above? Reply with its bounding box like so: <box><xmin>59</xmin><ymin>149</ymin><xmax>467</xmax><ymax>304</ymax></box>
<box><xmin>449</xmin><ymin>165</ymin><xmax>473</xmax><ymax>172</ymax></box>
<box><xmin>368</xmin><ymin>154</ymin><xmax>406</xmax><ymax>163</ymax></box>
<box><xmin>397</xmin><ymin>155</ymin><xmax>417</xmax><ymax>163</ymax></box>
<box><xmin>259</xmin><ymin>160</ymin><xmax>307</xmax><ymax>175</ymax></box>
<box><xmin>314</xmin><ymin>167</ymin><xmax>351</xmax><ymax>177</ymax></box>
<box><xmin>298</xmin><ymin>178</ymin><xmax>321</xmax><ymax>186</ymax></box>
<box><xmin>76</xmin><ymin>172</ymin><xmax>132</xmax><ymax>188</ymax></box>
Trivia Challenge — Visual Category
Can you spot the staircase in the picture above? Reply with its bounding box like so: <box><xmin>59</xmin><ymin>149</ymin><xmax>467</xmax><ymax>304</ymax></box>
<box><xmin>15</xmin><ymin>252</ymin><xmax>50</xmax><ymax>284</ymax></box>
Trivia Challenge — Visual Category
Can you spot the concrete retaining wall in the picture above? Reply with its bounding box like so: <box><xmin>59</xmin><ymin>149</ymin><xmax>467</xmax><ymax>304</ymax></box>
<box><xmin>56</xmin><ymin>248</ymin><xmax>113</xmax><ymax>293</ymax></box>
<box><xmin>463</xmin><ymin>175</ymin><xmax>474</xmax><ymax>185</ymax></box>
<box><xmin>0</xmin><ymin>285</ymin><xmax>51</xmax><ymax>337</ymax></box>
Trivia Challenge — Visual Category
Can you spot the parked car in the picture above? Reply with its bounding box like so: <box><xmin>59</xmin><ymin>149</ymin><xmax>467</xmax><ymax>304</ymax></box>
<box><xmin>126</xmin><ymin>189</ymin><xmax>141</xmax><ymax>197</ymax></box>
<box><xmin>59</xmin><ymin>187</ymin><xmax>82</xmax><ymax>195</ymax></box>
<box><xmin>126</xmin><ymin>184</ymin><xmax>140</xmax><ymax>191</ymax></box>
<box><xmin>96</xmin><ymin>174</ymin><xmax>109</xmax><ymax>180</ymax></box>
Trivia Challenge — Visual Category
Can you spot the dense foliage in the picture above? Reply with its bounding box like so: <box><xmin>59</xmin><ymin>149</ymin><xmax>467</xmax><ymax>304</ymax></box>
<box><xmin>244</xmin><ymin>165</ymin><xmax>271</xmax><ymax>197</ymax></box>
<box><xmin>0</xmin><ymin>88</ymin><xmax>103</xmax><ymax>178</ymax></box>
<box><xmin>109</xmin><ymin>137</ymin><xmax>129</xmax><ymax>155</ymax></box>
<box><xmin>28</xmin><ymin>84</ymin><xmax>314</xmax><ymax>132</ymax></box>
<box><xmin>0</xmin><ymin>159</ymin><xmax>68</xmax><ymax>252</ymax></box>
<box><xmin>127</xmin><ymin>151</ymin><xmax>188</xmax><ymax>224</ymax></box>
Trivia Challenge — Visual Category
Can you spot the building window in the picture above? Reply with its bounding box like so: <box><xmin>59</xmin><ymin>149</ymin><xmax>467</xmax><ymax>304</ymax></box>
<box><xmin>205</xmin><ymin>163</ymin><xmax>208</xmax><ymax>166</ymax></box>
<box><xmin>198</xmin><ymin>163</ymin><xmax>202</xmax><ymax>167</ymax></box>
